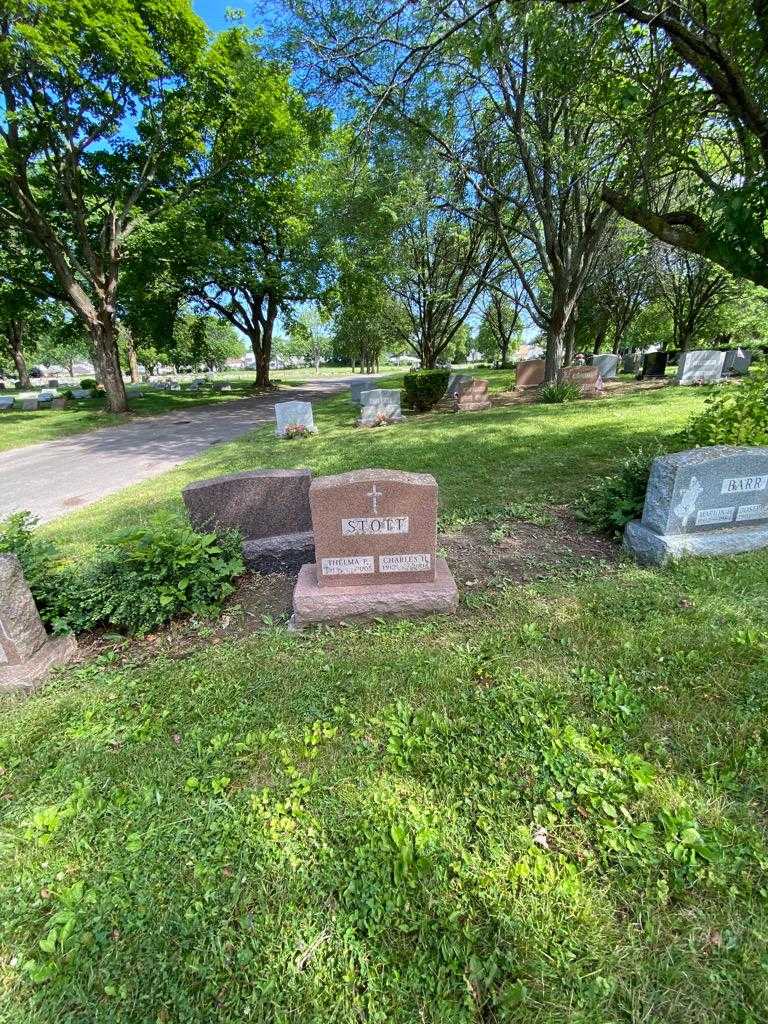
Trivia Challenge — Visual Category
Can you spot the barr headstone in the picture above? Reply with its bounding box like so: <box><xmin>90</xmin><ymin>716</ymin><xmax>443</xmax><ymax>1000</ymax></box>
<box><xmin>275</xmin><ymin>400</ymin><xmax>316</xmax><ymax>438</ymax></box>
<box><xmin>559</xmin><ymin>365</ymin><xmax>603</xmax><ymax>397</ymax></box>
<box><xmin>349</xmin><ymin>378</ymin><xmax>376</xmax><ymax>405</ymax></box>
<box><xmin>291</xmin><ymin>469</ymin><xmax>458</xmax><ymax>626</ymax></box>
<box><xmin>516</xmin><ymin>359</ymin><xmax>546</xmax><ymax>389</ymax></box>
<box><xmin>358</xmin><ymin>389</ymin><xmax>405</xmax><ymax>426</ymax></box>
<box><xmin>0</xmin><ymin>555</ymin><xmax>77</xmax><ymax>695</ymax></box>
<box><xmin>624</xmin><ymin>445</ymin><xmax>768</xmax><ymax>565</ymax></box>
<box><xmin>183</xmin><ymin>468</ymin><xmax>314</xmax><ymax>571</ymax></box>
<box><xmin>591</xmin><ymin>353</ymin><xmax>619</xmax><ymax>379</ymax></box>
<box><xmin>676</xmin><ymin>349</ymin><xmax>726</xmax><ymax>385</ymax></box>
<box><xmin>642</xmin><ymin>351</ymin><xmax>668</xmax><ymax>379</ymax></box>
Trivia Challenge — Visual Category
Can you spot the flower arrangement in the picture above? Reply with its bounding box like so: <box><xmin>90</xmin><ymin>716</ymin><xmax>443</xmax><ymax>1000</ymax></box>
<box><xmin>283</xmin><ymin>422</ymin><xmax>314</xmax><ymax>439</ymax></box>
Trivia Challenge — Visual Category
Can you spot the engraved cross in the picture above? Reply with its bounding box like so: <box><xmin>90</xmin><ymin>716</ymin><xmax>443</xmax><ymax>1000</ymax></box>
<box><xmin>367</xmin><ymin>484</ymin><xmax>382</xmax><ymax>514</ymax></box>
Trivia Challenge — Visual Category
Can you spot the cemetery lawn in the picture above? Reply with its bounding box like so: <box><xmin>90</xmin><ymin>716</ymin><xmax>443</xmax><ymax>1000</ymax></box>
<box><xmin>3</xmin><ymin>379</ymin><xmax>768</xmax><ymax>1022</ymax></box>
<box><xmin>0</xmin><ymin>379</ymin><xmax>276</xmax><ymax>454</ymax></box>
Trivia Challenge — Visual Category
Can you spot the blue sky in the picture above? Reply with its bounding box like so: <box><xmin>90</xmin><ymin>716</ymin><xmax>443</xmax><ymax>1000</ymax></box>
<box><xmin>193</xmin><ymin>1</ymin><xmax>235</xmax><ymax>31</ymax></box>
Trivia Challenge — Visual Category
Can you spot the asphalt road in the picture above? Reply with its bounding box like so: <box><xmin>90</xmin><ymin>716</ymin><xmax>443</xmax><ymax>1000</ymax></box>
<box><xmin>0</xmin><ymin>378</ymin><xmax>356</xmax><ymax>525</ymax></box>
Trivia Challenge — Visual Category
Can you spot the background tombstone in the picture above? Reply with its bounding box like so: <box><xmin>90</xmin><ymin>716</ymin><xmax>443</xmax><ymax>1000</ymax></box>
<box><xmin>676</xmin><ymin>349</ymin><xmax>726</xmax><ymax>384</ymax></box>
<box><xmin>559</xmin><ymin>365</ymin><xmax>603</xmax><ymax>397</ymax></box>
<box><xmin>622</xmin><ymin>351</ymin><xmax>642</xmax><ymax>374</ymax></box>
<box><xmin>0</xmin><ymin>554</ymin><xmax>77</xmax><ymax>695</ymax></box>
<box><xmin>19</xmin><ymin>397</ymin><xmax>39</xmax><ymax>411</ymax></box>
<box><xmin>183</xmin><ymin>468</ymin><xmax>314</xmax><ymax>571</ymax></box>
<box><xmin>70</xmin><ymin>388</ymin><xmax>92</xmax><ymax>399</ymax></box>
<box><xmin>358</xmin><ymin>389</ymin><xmax>405</xmax><ymax>426</ymax></box>
<box><xmin>275</xmin><ymin>400</ymin><xmax>316</xmax><ymax>438</ymax></box>
<box><xmin>47</xmin><ymin>378</ymin><xmax>59</xmax><ymax>387</ymax></box>
<box><xmin>349</xmin><ymin>378</ymin><xmax>376</xmax><ymax>405</ymax></box>
<box><xmin>0</xmin><ymin>396</ymin><xmax>14</xmax><ymax>411</ymax></box>
<box><xmin>291</xmin><ymin>468</ymin><xmax>458</xmax><ymax>626</ymax></box>
<box><xmin>624</xmin><ymin>445</ymin><xmax>768</xmax><ymax>565</ymax></box>
<box><xmin>591</xmin><ymin>353</ymin><xmax>619</xmax><ymax>379</ymax></box>
<box><xmin>642</xmin><ymin>351</ymin><xmax>668</xmax><ymax>379</ymax></box>
<box><xmin>452</xmin><ymin>378</ymin><xmax>491</xmax><ymax>412</ymax></box>
<box><xmin>723</xmin><ymin>348</ymin><xmax>753</xmax><ymax>376</ymax></box>
<box><xmin>515</xmin><ymin>358</ymin><xmax>546</xmax><ymax>389</ymax></box>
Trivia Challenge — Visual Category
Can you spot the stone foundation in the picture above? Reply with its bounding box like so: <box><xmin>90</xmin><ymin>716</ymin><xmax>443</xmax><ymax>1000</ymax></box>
<box><xmin>291</xmin><ymin>556</ymin><xmax>459</xmax><ymax>628</ymax></box>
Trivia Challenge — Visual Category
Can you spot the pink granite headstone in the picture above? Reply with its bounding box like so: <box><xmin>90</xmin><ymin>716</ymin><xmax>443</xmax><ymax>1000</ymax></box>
<box><xmin>516</xmin><ymin>359</ymin><xmax>546</xmax><ymax>389</ymax></box>
<box><xmin>291</xmin><ymin>469</ymin><xmax>458</xmax><ymax>626</ymax></box>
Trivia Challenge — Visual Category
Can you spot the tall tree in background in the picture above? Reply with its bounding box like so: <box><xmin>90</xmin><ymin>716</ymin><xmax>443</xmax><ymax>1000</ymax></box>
<box><xmin>0</xmin><ymin>4</ymin><xmax>277</xmax><ymax>411</ymax></box>
<box><xmin>653</xmin><ymin>247</ymin><xmax>733</xmax><ymax>351</ymax></box>
<box><xmin>476</xmin><ymin>289</ymin><xmax>524</xmax><ymax>365</ymax></box>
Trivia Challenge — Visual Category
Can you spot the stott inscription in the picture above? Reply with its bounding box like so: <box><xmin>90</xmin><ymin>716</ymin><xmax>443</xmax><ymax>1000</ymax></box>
<box><xmin>320</xmin><ymin>555</ymin><xmax>374</xmax><ymax>576</ymax></box>
<box><xmin>721</xmin><ymin>475</ymin><xmax>767</xmax><ymax>495</ymax></box>
<box><xmin>379</xmin><ymin>553</ymin><xmax>432</xmax><ymax>573</ymax></box>
<box><xmin>341</xmin><ymin>515</ymin><xmax>409</xmax><ymax>536</ymax></box>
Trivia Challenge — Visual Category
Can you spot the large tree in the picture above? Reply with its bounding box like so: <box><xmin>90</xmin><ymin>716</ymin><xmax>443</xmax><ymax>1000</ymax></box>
<box><xmin>556</xmin><ymin>0</ymin><xmax>768</xmax><ymax>287</ymax></box>
<box><xmin>0</xmin><ymin>3</ymin><xmax>269</xmax><ymax>411</ymax></box>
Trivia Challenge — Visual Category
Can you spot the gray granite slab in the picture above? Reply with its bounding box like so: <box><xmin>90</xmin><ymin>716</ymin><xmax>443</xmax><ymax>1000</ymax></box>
<box><xmin>676</xmin><ymin>349</ymin><xmax>726</xmax><ymax>384</ymax></box>
<box><xmin>275</xmin><ymin>400</ymin><xmax>316</xmax><ymax>437</ymax></box>
<box><xmin>624</xmin><ymin>445</ymin><xmax>768</xmax><ymax>565</ymax></box>
<box><xmin>592</xmin><ymin>353</ymin><xmax>619</xmax><ymax>379</ymax></box>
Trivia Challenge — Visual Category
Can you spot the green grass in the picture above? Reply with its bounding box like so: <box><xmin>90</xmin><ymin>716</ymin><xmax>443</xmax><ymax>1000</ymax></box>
<box><xmin>3</xmin><ymin>378</ymin><xmax>767</xmax><ymax>1022</ymax></box>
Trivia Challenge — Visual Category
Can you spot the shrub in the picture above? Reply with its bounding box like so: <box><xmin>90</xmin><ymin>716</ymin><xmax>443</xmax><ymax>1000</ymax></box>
<box><xmin>79</xmin><ymin>377</ymin><xmax>97</xmax><ymax>389</ymax></box>
<box><xmin>539</xmin><ymin>381</ymin><xmax>582</xmax><ymax>404</ymax></box>
<box><xmin>0</xmin><ymin>512</ymin><xmax>244</xmax><ymax>635</ymax></box>
<box><xmin>682</xmin><ymin>367</ymin><xmax>768</xmax><ymax>447</ymax></box>
<box><xmin>576</xmin><ymin>444</ymin><xmax>668</xmax><ymax>537</ymax></box>
<box><xmin>402</xmin><ymin>369</ymin><xmax>450</xmax><ymax>412</ymax></box>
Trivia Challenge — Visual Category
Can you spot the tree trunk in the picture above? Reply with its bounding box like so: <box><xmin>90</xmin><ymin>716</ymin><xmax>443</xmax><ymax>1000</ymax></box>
<box><xmin>126</xmin><ymin>335</ymin><xmax>141</xmax><ymax>383</ymax></box>
<box><xmin>91</xmin><ymin>316</ymin><xmax>128</xmax><ymax>413</ymax></box>
<box><xmin>8</xmin><ymin>320</ymin><xmax>31</xmax><ymax>387</ymax></box>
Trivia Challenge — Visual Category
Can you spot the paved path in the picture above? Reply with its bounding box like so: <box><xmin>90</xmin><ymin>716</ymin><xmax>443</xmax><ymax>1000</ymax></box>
<box><xmin>0</xmin><ymin>378</ymin><xmax>358</xmax><ymax>524</ymax></box>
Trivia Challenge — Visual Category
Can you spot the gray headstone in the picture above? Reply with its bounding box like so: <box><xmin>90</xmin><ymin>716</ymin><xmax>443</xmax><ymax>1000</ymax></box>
<box><xmin>39</xmin><ymin>389</ymin><xmax>58</xmax><ymax>401</ymax></box>
<box><xmin>676</xmin><ymin>350</ymin><xmax>726</xmax><ymax>384</ymax></box>
<box><xmin>349</xmin><ymin>378</ymin><xmax>376</xmax><ymax>405</ymax></box>
<box><xmin>592</xmin><ymin>353</ymin><xmax>619</xmax><ymax>379</ymax></box>
<box><xmin>358</xmin><ymin>389</ymin><xmax>405</xmax><ymax>426</ymax></box>
<box><xmin>0</xmin><ymin>554</ymin><xmax>77</xmax><ymax>694</ymax></box>
<box><xmin>622</xmin><ymin>352</ymin><xmax>642</xmax><ymax>374</ymax></box>
<box><xmin>624</xmin><ymin>445</ymin><xmax>768</xmax><ymax>565</ymax></box>
<box><xmin>20</xmin><ymin>398</ymin><xmax>39</xmax><ymax>411</ymax></box>
<box><xmin>169</xmin><ymin>383</ymin><xmax>182</xmax><ymax>392</ymax></box>
<box><xmin>70</xmin><ymin>388</ymin><xmax>92</xmax><ymax>399</ymax></box>
<box><xmin>47</xmin><ymin>379</ymin><xmax>59</xmax><ymax>387</ymax></box>
<box><xmin>0</xmin><ymin>396</ymin><xmax>14</xmax><ymax>411</ymax></box>
<box><xmin>275</xmin><ymin>400</ymin><xmax>316</xmax><ymax>437</ymax></box>
<box><xmin>723</xmin><ymin>348</ymin><xmax>753</xmax><ymax>376</ymax></box>
<box><xmin>182</xmin><ymin>469</ymin><xmax>314</xmax><ymax>571</ymax></box>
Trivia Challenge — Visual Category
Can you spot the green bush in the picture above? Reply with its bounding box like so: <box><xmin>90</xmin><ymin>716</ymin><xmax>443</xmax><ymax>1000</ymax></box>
<box><xmin>0</xmin><ymin>512</ymin><xmax>244</xmax><ymax>635</ymax></box>
<box><xmin>402</xmin><ymin>369</ymin><xmax>450</xmax><ymax>412</ymax></box>
<box><xmin>79</xmin><ymin>377</ymin><xmax>97</xmax><ymax>389</ymax></box>
<box><xmin>539</xmin><ymin>381</ymin><xmax>582</xmax><ymax>404</ymax></box>
<box><xmin>576</xmin><ymin>444</ymin><xmax>667</xmax><ymax>537</ymax></box>
<box><xmin>682</xmin><ymin>367</ymin><xmax>768</xmax><ymax>447</ymax></box>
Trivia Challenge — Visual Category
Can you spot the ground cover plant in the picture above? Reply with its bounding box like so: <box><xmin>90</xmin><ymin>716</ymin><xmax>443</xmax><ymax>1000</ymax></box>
<box><xmin>2</xmin><ymin>378</ymin><xmax>766</xmax><ymax>1022</ymax></box>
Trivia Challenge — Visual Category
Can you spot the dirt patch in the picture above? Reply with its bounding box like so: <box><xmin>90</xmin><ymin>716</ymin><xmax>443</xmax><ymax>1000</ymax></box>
<box><xmin>441</xmin><ymin>505</ymin><xmax>619</xmax><ymax>587</ymax></box>
<box><xmin>491</xmin><ymin>377</ymin><xmax>671</xmax><ymax>406</ymax></box>
<box><xmin>74</xmin><ymin>507</ymin><xmax>619</xmax><ymax>666</ymax></box>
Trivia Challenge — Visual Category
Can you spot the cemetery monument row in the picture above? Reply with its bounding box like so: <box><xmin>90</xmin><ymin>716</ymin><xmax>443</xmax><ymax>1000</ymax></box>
<box><xmin>291</xmin><ymin>468</ymin><xmax>458</xmax><ymax>627</ymax></box>
<box><xmin>624</xmin><ymin>445</ymin><xmax>768</xmax><ymax>565</ymax></box>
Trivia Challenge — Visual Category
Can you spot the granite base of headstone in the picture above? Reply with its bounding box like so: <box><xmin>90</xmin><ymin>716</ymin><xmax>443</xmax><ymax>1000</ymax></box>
<box><xmin>358</xmin><ymin>389</ymin><xmax>405</xmax><ymax>426</ymax></box>
<box><xmin>183</xmin><ymin>468</ymin><xmax>314</xmax><ymax>572</ymax></box>
<box><xmin>0</xmin><ymin>555</ymin><xmax>77</xmax><ymax>696</ymax></box>
<box><xmin>559</xmin><ymin>365</ymin><xmax>603</xmax><ymax>397</ymax></box>
<box><xmin>291</xmin><ymin>469</ymin><xmax>458</xmax><ymax>628</ymax></box>
<box><xmin>642</xmin><ymin>351</ymin><xmax>668</xmax><ymax>379</ymax></box>
<box><xmin>515</xmin><ymin>359</ymin><xmax>546</xmax><ymax>389</ymax></box>
<box><xmin>275</xmin><ymin>400</ymin><xmax>316</xmax><ymax>438</ymax></box>
<box><xmin>624</xmin><ymin>445</ymin><xmax>768</xmax><ymax>566</ymax></box>
<box><xmin>676</xmin><ymin>350</ymin><xmax>726</xmax><ymax>385</ymax></box>
<box><xmin>591</xmin><ymin>353</ymin><xmax>619</xmax><ymax>379</ymax></box>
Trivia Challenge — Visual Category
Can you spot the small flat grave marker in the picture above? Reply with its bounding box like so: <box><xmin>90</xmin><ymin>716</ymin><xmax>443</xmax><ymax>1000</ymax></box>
<box><xmin>624</xmin><ymin>445</ymin><xmax>768</xmax><ymax>565</ymax></box>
